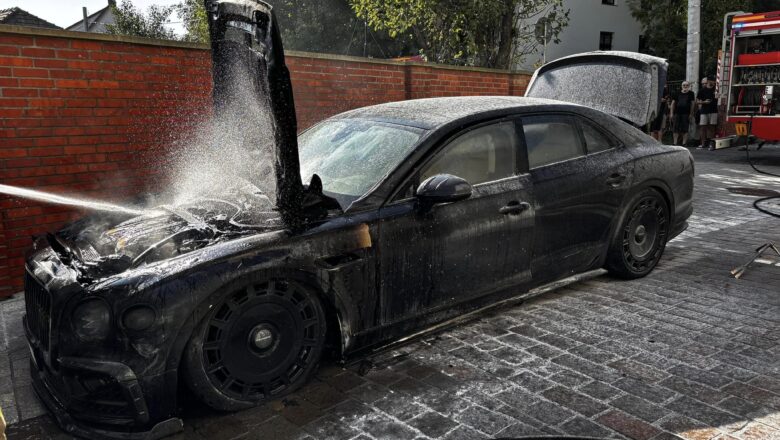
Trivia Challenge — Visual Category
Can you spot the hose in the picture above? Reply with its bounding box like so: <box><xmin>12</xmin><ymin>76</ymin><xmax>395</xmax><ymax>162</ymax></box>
<box><xmin>744</xmin><ymin>134</ymin><xmax>780</xmax><ymax>218</ymax></box>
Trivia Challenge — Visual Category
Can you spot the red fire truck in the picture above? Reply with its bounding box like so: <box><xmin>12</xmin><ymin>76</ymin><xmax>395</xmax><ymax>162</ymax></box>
<box><xmin>724</xmin><ymin>10</ymin><xmax>780</xmax><ymax>141</ymax></box>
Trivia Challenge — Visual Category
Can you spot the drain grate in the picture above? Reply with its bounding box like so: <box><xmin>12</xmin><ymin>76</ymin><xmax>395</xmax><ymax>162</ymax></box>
<box><xmin>727</xmin><ymin>187</ymin><xmax>780</xmax><ymax>197</ymax></box>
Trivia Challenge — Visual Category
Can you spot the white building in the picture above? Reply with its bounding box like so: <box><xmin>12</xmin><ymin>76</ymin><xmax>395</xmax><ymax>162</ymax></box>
<box><xmin>516</xmin><ymin>0</ymin><xmax>642</xmax><ymax>71</ymax></box>
<box><xmin>66</xmin><ymin>0</ymin><xmax>116</xmax><ymax>33</ymax></box>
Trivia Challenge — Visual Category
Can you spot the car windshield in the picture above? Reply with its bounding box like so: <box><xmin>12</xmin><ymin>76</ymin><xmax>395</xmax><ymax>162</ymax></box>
<box><xmin>299</xmin><ymin>119</ymin><xmax>424</xmax><ymax>208</ymax></box>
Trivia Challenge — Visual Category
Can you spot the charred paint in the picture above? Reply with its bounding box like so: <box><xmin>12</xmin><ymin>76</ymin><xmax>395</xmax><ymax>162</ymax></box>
<box><xmin>21</xmin><ymin>7</ymin><xmax>694</xmax><ymax>439</ymax></box>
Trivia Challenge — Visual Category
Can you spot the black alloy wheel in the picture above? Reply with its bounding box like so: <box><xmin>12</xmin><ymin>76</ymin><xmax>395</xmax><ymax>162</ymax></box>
<box><xmin>606</xmin><ymin>188</ymin><xmax>669</xmax><ymax>279</ymax></box>
<box><xmin>183</xmin><ymin>279</ymin><xmax>326</xmax><ymax>411</ymax></box>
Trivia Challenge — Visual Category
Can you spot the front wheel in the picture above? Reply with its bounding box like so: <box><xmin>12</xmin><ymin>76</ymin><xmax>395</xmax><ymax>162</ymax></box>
<box><xmin>606</xmin><ymin>188</ymin><xmax>670</xmax><ymax>279</ymax></box>
<box><xmin>182</xmin><ymin>278</ymin><xmax>327</xmax><ymax>411</ymax></box>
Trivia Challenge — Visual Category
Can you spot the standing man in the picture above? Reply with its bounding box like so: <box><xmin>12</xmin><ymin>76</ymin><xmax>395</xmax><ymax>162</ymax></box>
<box><xmin>671</xmin><ymin>81</ymin><xmax>696</xmax><ymax>146</ymax></box>
<box><xmin>696</xmin><ymin>76</ymin><xmax>718</xmax><ymax>149</ymax></box>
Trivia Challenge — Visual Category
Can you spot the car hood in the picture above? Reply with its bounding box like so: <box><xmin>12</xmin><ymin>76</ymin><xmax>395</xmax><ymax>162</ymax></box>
<box><xmin>525</xmin><ymin>51</ymin><xmax>668</xmax><ymax>126</ymax></box>
<box><xmin>53</xmin><ymin>183</ymin><xmax>284</xmax><ymax>281</ymax></box>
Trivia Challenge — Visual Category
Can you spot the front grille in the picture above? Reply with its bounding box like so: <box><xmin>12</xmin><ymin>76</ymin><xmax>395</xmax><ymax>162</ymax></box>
<box><xmin>24</xmin><ymin>271</ymin><xmax>52</xmax><ymax>351</ymax></box>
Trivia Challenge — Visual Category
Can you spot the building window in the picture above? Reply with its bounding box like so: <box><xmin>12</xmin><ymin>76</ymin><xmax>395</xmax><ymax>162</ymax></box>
<box><xmin>599</xmin><ymin>32</ymin><xmax>614</xmax><ymax>51</ymax></box>
<box><xmin>602</xmin><ymin>0</ymin><xmax>615</xmax><ymax>4</ymax></box>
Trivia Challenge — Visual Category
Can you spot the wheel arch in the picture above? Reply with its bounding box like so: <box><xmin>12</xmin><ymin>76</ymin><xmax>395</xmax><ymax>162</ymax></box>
<box><xmin>606</xmin><ymin>179</ymin><xmax>674</xmax><ymax>255</ymax></box>
<box><xmin>162</xmin><ymin>266</ymin><xmax>349</xmax><ymax>398</ymax></box>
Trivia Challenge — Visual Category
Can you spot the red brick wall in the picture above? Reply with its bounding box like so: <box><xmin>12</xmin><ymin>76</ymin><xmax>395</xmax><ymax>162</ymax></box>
<box><xmin>0</xmin><ymin>26</ymin><xmax>531</xmax><ymax>296</ymax></box>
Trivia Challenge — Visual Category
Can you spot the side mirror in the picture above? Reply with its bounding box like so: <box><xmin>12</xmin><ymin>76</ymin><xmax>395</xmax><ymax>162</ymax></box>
<box><xmin>416</xmin><ymin>174</ymin><xmax>473</xmax><ymax>205</ymax></box>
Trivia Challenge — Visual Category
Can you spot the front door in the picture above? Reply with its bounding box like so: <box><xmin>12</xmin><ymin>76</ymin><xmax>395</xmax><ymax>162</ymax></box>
<box><xmin>376</xmin><ymin>120</ymin><xmax>535</xmax><ymax>325</ymax></box>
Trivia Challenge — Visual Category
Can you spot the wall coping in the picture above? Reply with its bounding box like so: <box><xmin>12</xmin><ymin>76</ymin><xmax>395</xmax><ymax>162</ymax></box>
<box><xmin>0</xmin><ymin>24</ymin><xmax>534</xmax><ymax>76</ymax></box>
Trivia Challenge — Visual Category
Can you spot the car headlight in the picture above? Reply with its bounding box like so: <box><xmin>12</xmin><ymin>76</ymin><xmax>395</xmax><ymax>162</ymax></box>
<box><xmin>122</xmin><ymin>305</ymin><xmax>156</xmax><ymax>332</ymax></box>
<box><xmin>72</xmin><ymin>298</ymin><xmax>112</xmax><ymax>341</ymax></box>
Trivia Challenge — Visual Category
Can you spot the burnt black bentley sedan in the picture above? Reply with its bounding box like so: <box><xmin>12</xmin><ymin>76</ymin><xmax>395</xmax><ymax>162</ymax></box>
<box><xmin>22</xmin><ymin>1</ymin><xmax>693</xmax><ymax>439</ymax></box>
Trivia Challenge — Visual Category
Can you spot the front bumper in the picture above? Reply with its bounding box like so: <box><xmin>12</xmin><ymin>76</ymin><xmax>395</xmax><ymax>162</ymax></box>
<box><xmin>25</xmin><ymin>316</ymin><xmax>183</xmax><ymax>440</ymax></box>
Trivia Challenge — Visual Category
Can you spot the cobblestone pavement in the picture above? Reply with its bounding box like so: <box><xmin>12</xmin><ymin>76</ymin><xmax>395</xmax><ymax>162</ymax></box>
<box><xmin>4</xmin><ymin>146</ymin><xmax>780</xmax><ymax>440</ymax></box>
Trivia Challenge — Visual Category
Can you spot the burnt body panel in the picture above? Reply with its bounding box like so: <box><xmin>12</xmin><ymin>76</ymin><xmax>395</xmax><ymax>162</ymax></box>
<box><xmin>24</xmin><ymin>94</ymin><xmax>693</xmax><ymax>438</ymax></box>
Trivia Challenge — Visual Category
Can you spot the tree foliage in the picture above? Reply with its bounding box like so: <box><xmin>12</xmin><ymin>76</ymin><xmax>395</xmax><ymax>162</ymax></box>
<box><xmin>272</xmin><ymin>0</ymin><xmax>415</xmax><ymax>58</ymax></box>
<box><xmin>105</xmin><ymin>0</ymin><xmax>177</xmax><ymax>40</ymax></box>
<box><xmin>348</xmin><ymin>0</ymin><xmax>569</xmax><ymax>69</ymax></box>
<box><xmin>628</xmin><ymin>0</ymin><xmax>780</xmax><ymax>81</ymax></box>
<box><xmin>176</xmin><ymin>0</ymin><xmax>209</xmax><ymax>43</ymax></box>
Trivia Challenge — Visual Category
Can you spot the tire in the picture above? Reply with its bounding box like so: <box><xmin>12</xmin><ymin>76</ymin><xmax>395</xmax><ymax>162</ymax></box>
<box><xmin>182</xmin><ymin>278</ymin><xmax>327</xmax><ymax>411</ymax></box>
<box><xmin>606</xmin><ymin>188</ymin><xmax>670</xmax><ymax>279</ymax></box>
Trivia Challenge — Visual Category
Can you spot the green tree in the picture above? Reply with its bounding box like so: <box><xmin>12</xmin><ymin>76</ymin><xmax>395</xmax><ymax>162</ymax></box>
<box><xmin>176</xmin><ymin>0</ymin><xmax>209</xmax><ymax>43</ymax></box>
<box><xmin>348</xmin><ymin>0</ymin><xmax>569</xmax><ymax>69</ymax></box>
<box><xmin>105</xmin><ymin>0</ymin><xmax>176</xmax><ymax>40</ymax></box>
<box><xmin>272</xmin><ymin>0</ymin><xmax>415</xmax><ymax>58</ymax></box>
<box><xmin>629</xmin><ymin>0</ymin><xmax>780</xmax><ymax>80</ymax></box>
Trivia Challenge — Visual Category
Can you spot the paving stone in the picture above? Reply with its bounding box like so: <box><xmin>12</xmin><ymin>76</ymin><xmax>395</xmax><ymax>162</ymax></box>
<box><xmin>192</xmin><ymin>414</ymin><xmax>249</xmax><ymax>439</ymax></box>
<box><xmin>579</xmin><ymin>380</ymin><xmax>623</xmax><ymax>401</ymax></box>
<box><xmin>665</xmin><ymin>396</ymin><xmax>742</xmax><ymax>427</ymax></box>
<box><xmin>748</xmin><ymin>376</ymin><xmax>780</xmax><ymax>395</ymax></box>
<box><xmin>508</xmin><ymin>370</ymin><xmax>556</xmax><ymax>393</ymax></box>
<box><xmin>407</xmin><ymin>411</ymin><xmax>458</xmax><ymax>438</ymax></box>
<box><xmin>495</xmin><ymin>388</ymin><xmax>576</xmax><ymax>426</ymax></box>
<box><xmin>597</xmin><ymin>410</ymin><xmax>662</xmax><ymax>440</ymax></box>
<box><xmin>659</xmin><ymin>376</ymin><xmax>727</xmax><ymax>404</ymax></box>
<box><xmin>552</xmin><ymin>353</ymin><xmax>623</xmax><ymax>383</ymax></box>
<box><xmin>559</xmin><ymin>416</ymin><xmax>615</xmax><ymax>438</ymax></box>
<box><xmin>542</xmin><ymin>385</ymin><xmax>609</xmax><ymax>417</ymax></box>
<box><xmin>658</xmin><ymin>415</ymin><xmax>720</xmax><ymax>440</ymax></box>
<box><xmin>495</xmin><ymin>422</ymin><xmax>548</xmax><ymax>437</ymax></box>
<box><xmin>613</xmin><ymin>377</ymin><xmax>676</xmax><ymax>404</ymax></box>
<box><xmin>355</xmin><ymin>412</ymin><xmax>421</xmax><ymax>439</ymax></box>
<box><xmin>454</xmin><ymin>405</ymin><xmax>514</xmax><ymax>436</ymax></box>
<box><xmin>716</xmin><ymin>396</ymin><xmax>764</xmax><ymax>418</ymax></box>
<box><xmin>327</xmin><ymin>399</ymin><xmax>376</xmax><ymax>425</ymax></box>
<box><xmin>419</xmin><ymin>370</ymin><xmax>462</xmax><ymax>391</ymax></box>
<box><xmin>668</xmin><ymin>365</ymin><xmax>734</xmax><ymax>389</ymax></box>
<box><xmin>323</xmin><ymin>371</ymin><xmax>365</xmax><ymax>392</ymax></box>
<box><xmin>300</xmin><ymin>381</ymin><xmax>349</xmax><ymax>409</ymax></box>
<box><xmin>609</xmin><ymin>358</ymin><xmax>670</xmax><ymax>383</ymax></box>
<box><xmin>737</xmin><ymin>422</ymin><xmax>780</xmax><ymax>440</ymax></box>
<box><xmin>372</xmin><ymin>393</ymin><xmax>426</xmax><ymax>421</ymax></box>
<box><xmin>609</xmin><ymin>394</ymin><xmax>668</xmax><ymax>423</ymax></box>
<box><xmin>302</xmin><ymin>415</ymin><xmax>360</xmax><ymax>440</ymax></box>
<box><xmin>549</xmin><ymin>370</ymin><xmax>591</xmax><ymax>387</ymax></box>
<box><xmin>722</xmin><ymin>382</ymin><xmax>780</xmax><ymax>410</ymax></box>
<box><xmin>568</xmin><ymin>344</ymin><xmax>620</xmax><ymax>364</ymax></box>
<box><xmin>346</xmin><ymin>383</ymin><xmax>391</xmax><ymax>405</ymax></box>
<box><xmin>441</xmin><ymin>425</ymin><xmax>489</xmax><ymax>440</ymax></box>
<box><xmin>708</xmin><ymin>364</ymin><xmax>759</xmax><ymax>383</ymax></box>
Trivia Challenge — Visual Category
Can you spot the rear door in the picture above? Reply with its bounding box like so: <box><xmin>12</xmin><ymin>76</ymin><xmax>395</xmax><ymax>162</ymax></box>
<box><xmin>574</xmin><ymin>115</ymin><xmax>635</xmax><ymax>260</ymax></box>
<box><xmin>376</xmin><ymin>119</ymin><xmax>535</xmax><ymax>324</ymax></box>
<box><xmin>520</xmin><ymin>113</ymin><xmax>631</xmax><ymax>284</ymax></box>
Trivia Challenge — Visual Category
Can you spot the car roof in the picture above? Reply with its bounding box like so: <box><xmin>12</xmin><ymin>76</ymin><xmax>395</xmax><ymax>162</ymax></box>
<box><xmin>331</xmin><ymin>96</ymin><xmax>583</xmax><ymax>129</ymax></box>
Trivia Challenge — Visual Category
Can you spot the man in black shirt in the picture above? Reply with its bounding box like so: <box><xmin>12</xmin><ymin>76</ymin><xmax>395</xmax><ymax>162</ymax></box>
<box><xmin>696</xmin><ymin>77</ymin><xmax>718</xmax><ymax>149</ymax></box>
<box><xmin>671</xmin><ymin>81</ymin><xmax>695</xmax><ymax>146</ymax></box>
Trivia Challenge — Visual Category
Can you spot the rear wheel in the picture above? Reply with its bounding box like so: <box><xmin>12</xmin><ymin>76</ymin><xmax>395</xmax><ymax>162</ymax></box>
<box><xmin>183</xmin><ymin>279</ymin><xmax>326</xmax><ymax>411</ymax></box>
<box><xmin>606</xmin><ymin>188</ymin><xmax>669</xmax><ymax>279</ymax></box>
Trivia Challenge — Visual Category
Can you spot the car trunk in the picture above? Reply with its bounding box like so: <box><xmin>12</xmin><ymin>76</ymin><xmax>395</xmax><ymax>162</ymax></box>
<box><xmin>525</xmin><ymin>51</ymin><xmax>668</xmax><ymax>127</ymax></box>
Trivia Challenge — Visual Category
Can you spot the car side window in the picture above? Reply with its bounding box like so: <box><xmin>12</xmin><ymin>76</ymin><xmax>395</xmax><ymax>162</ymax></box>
<box><xmin>522</xmin><ymin>115</ymin><xmax>585</xmax><ymax>169</ymax></box>
<box><xmin>580</xmin><ymin>119</ymin><xmax>615</xmax><ymax>154</ymax></box>
<box><xmin>420</xmin><ymin>122</ymin><xmax>518</xmax><ymax>186</ymax></box>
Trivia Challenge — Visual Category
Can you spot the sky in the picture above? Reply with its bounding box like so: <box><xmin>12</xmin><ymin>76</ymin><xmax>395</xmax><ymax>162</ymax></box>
<box><xmin>0</xmin><ymin>0</ymin><xmax>184</xmax><ymax>33</ymax></box>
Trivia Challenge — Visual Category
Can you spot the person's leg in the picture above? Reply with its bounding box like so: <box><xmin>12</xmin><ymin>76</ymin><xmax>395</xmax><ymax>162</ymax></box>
<box><xmin>699</xmin><ymin>124</ymin><xmax>707</xmax><ymax>147</ymax></box>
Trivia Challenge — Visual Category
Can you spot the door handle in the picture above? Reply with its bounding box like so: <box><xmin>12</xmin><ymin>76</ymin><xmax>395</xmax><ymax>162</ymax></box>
<box><xmin>606</xmin><ymin>173</ymin><xmax>627</xmax><ymax>186</ymax></box>
<box><xmin>500</xmin><ymin>201</ymin><xmax>531</xmax><ymax>215</ymax></box>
